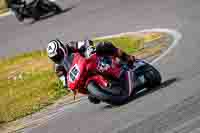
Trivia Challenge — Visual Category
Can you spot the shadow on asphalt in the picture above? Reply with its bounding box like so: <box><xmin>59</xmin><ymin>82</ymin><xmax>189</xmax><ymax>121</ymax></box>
<box><xmin>102</xmin><ymin>77</ymin><xmax>182</xmax><ymax>109</ymax></box>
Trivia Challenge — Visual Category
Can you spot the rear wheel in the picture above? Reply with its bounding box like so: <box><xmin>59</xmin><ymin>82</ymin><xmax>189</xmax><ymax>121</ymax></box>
<box><xmin>135</xmin><ymin>63</ymin><xmax>162</xmax><ymax>89</ymax></box>
<box><xmin>47</xmin><ymin>2</ymin><xmax>62</xmax><ymax>14</ymax></box>
<box><xmin>28</xmin><ymin>7</ymin><xmax>40</xmax><ymax>21</ymax></box>
<box><xmin>53</xmin><ymin>4</ymin><xmax>62</xmax><ymax>13</ymax></box>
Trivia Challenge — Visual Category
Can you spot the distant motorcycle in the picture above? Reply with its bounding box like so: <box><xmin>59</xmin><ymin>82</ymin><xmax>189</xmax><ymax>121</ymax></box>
<box><xmin>10</xmin><ymin>0</ymin><xmax>62</xmax><ymax>22</ymax></box>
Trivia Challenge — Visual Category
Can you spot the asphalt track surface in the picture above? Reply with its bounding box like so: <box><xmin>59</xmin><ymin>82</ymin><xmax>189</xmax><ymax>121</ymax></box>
<box><xmin>1</xmin><ymin>0</ymin><xmax>200</xmax><ymax>133</ymax></box>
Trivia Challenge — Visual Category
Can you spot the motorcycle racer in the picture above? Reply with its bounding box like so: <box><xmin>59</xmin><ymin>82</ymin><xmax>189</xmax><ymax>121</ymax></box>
<box><xmin>46</xmin><ymin>39</ymin><xmax>136</xmax><ymax>104</ymax></box>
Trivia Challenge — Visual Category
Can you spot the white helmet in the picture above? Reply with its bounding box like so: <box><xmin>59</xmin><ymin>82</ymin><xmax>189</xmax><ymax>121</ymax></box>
<box><xmin>47</xmin><ymin>39</ymin><xmax>67</xmax><ymax>64</ymax></box>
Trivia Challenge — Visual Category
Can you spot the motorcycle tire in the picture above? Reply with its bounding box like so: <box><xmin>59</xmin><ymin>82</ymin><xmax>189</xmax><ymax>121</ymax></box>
<box><xmin>88</xmin><ymin>94</ymin><xmax>101</xmax><ymax>104</ymax></box>
<box><xmin>47</xmin><ymin>2</ymin><xmax>62</xmax><ymax>14</ymax></box>
<box><xmin>54</xmin><ymin>4</ymin><xmax>62</xmax><ymax>13</ymax></box>
<box><xmin>32</xmin><ymin>10</ymin><xmax>40</xmax><ymax>21</ymax></box>
<box><xmin>13</xmin><ymin>9</ymin><xmax>24</xmax><ymax>22</ymax></box>
<box><xmin>87</xmin><ymin>81</ymin><xmax>129</xmax><ymax>105</ymax></box>
<box><xmin>15</xmin><ymin>13</ymin><xmax>24</xmax><ymax>22</ymax></box>
<box><xmin>136</xmin><ymin>63</ymin><xmax>162</xmax><ymax>89</ymax></box>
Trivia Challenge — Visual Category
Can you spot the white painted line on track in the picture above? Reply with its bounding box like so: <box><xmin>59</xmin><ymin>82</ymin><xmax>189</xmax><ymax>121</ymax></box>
<box><xmin>139</xmin><ymin>28</ymin><xmax>182</xmax><ymax>65</ymax></box>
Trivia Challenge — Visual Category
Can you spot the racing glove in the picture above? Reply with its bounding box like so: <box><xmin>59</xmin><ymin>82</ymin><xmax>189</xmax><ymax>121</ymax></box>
<box><xmin>116</xmin><ymin>49</ymin><xmax>136</xmax><ymax>68</ymax></box>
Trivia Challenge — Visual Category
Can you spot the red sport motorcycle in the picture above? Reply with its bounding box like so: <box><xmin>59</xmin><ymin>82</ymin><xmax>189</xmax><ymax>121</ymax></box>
<box><xmin>65</xmin><ymin>52</ymin><xmax>161</xmax><ymax>105</ymax></box>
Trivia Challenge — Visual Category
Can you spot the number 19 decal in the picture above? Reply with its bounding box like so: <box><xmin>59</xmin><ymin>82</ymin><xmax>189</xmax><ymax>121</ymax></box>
<box><xmin>68</xmin><ymin>64</ymin><xmax>80</xmax><ymax>82</ymax></box>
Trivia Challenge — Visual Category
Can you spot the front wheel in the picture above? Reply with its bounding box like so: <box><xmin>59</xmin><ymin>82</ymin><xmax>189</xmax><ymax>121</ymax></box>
<box><xmin>12</xmin><ymin>9</ymin><xmax>25</xmax><ymax>22</ymax></box>
<box><xmin>87</xmin><ymin>81</ymin><xmax>129</xmax><ymax>105</ymax></box>
<box><xmin>15</xmin><ymin>13</ymin><xmax>24</xmax><ymax>22</ymax></box>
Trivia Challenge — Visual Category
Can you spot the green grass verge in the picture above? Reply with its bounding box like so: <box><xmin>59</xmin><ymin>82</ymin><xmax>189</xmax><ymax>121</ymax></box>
<box><xmin>0</xmin><ymin>35</ymin><xmax>144</xmax><ymax>123</ymax></box>
<box><xmin>93</xmin><ymin>35</ymin><xmax>144</xmax><ymax>54</ymax></box>
<box><xmin>0</xmin><ymin>51</ymin><xmax>68</xmax><ymax>123</ymax></box>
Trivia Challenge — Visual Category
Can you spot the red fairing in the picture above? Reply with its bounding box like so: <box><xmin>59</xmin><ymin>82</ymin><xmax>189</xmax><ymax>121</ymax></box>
<box><xmin>67</xmin><ymin>53</ymin><xmax>87</xmax><ymax>90</ymax></box>
<box><xmin>66</xmin><ymin>52</ymin><xmax>122</xmax><ymax>93</ymax></box>
<box><xmin>85</xmin><ymin>53</ymin><xmax>98</xmax><ymax>72</ymax></box>
<box><xmin>86</xmin><ymin>75</ymin><xmax>109</xmax><ymax>88</ymax></box>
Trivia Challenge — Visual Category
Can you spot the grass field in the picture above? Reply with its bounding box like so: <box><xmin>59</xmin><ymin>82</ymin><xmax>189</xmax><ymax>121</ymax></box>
<box><xmin>0</xmin><ymin>35</ymin><xmax>145</xmax><ymax>123</ymax></box>
<box><xmin>0</xmin><ymin>51</ymin><xmax>67</xmax><ymax>123</ymax></box>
